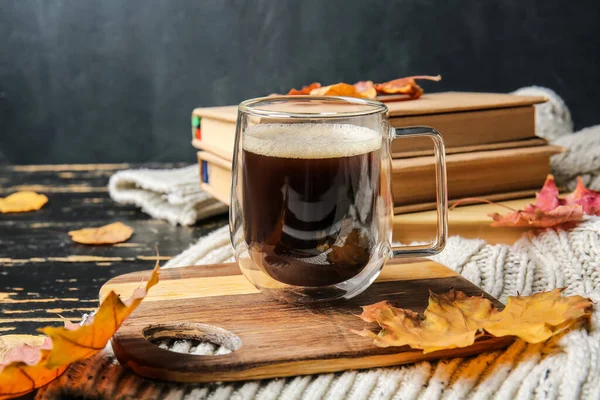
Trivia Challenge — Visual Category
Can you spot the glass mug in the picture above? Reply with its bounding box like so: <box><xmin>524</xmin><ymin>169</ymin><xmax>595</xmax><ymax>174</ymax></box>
<box><xmin>229</xmin><ymin>96</ymin><xmax>447</xmax><ymax>303</ymax></box>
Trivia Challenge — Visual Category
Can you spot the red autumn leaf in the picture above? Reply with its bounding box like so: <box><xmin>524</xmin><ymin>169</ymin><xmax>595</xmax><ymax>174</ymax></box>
<box><xmin>374</xmin><ymin>75</ymin><xmax>442</xmax><ymax>99</ymax></box>
<box><xmin>489</xmin><ymin>204</ymin><xmax>584</xmax><ymax>228</ymax></box>
<box><xmin>486</xmin><ymin>175</ymin><xmax>598</xmax><ymax>228</ymax></box>
<box><xmin>287</xmin><ymin>82</ymin><xmax>321</xmax><ymax>95</ymax></box>
<box><xmin>563</xmin><ymin>177</ymin><xmax>600</xmax><ymax>215</ymax></box>
<box><xmin>534</xmin><ymin>174</ymin><xmax>561</xmax><ymax>211</ymax></box>
<box><xmin>0</xmin><ymin>261</ymin><xmax>160</xmax><ymax>399</ymax></box>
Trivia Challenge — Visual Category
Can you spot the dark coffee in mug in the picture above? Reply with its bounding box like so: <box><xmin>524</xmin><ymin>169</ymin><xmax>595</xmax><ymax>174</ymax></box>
<box><xmin>242</xmin><ymin>123</ymin><xmax>383</xmax><ymax>287</ymax></box>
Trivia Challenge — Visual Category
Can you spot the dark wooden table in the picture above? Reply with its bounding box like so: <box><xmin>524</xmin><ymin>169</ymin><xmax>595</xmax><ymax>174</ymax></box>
<box><xmin>0</xmin><ymin>163</ymin><xmax>228</xmax><ymax>335</ymax></box>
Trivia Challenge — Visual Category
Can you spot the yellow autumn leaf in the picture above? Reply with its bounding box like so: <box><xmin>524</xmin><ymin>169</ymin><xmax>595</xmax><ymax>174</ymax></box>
<box><xmin>0</xmin><ymin>261</ymin><xmax>159</xmax><ymax>399</ymax></box>
<box><xmin>0</xmin><ymin>191</ymin><xmax>48</xmax><ymax>213</ymax></box>
<box><xmin>355</xmin><ymin>289</ymin><xmax>497</xmax><ymax>353</ymax></box>
<box><xmin>68</xmin><ymin>222</ymin><xmax>134</xmax><ymax>245</ymax></box>
<box><xmin>356</xmin><ymin>288</ymin><xmax>592</xmax><ymax>354</ymax></box>
<box><xmin>483</xmin><ymin>289</ymin><xmax>593</xmax><ymax>343</ymax></box>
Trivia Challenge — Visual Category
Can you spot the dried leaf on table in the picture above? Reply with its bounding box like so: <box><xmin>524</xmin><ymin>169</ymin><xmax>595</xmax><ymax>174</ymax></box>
<box><xmin>68</xmin><ymin>221</ymin><xmax>134</xmax><ymax>245</ymax></box>
<box><xmin>374</xmin><ymin>75</ymin><xmax>442</xmax><ymax>99</ymax></box>
<box><xmin>488</xmin><ymin>175</ymin><xmax>599</xmax><ymax>228</ymax></box>
<box><xmin>287</xmin><ymin>82</ymin><xmax>321</xmax><ymax>95</ymax></box>
<box><xmin>310</xmin><ymin>82</ymin><xmax>376</xmax><ymax>99</ymax></box>
<box><xmin>0</xmin><ymin>261</ymin><xmax>159</xmax><ymax>399</ymax></box>
<box><xmin>355</xmin><ymin>288</ymin><xmax>592</xmax><ymax>353</ymax></box>
<box><xmin>0</xmin><ymin>191</ymin><xmax>48</xmax><ymax>213</ymax></box>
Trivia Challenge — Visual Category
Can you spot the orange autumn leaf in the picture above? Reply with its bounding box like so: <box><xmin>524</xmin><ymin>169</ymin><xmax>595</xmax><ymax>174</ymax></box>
<box><xmin>0</xmin><ymin>191</ymin><xmax>48</xmax><ymax>213</ymax></box>
<box><xmin>0</xmin><ymin>262</ymin><xmax>159</xmax><ymax>399</ymax></box>
<box><xmin>68</xmin><ymin>221</ymin><xmax>134</xmax><ymax>245</ymax></box>
<box><xmin>374</xmin><ymin>75</ymin><xmax>442</xmax><ymax>99</ymax></box>
<box><xmin>310</xmin><ymin>82</ymin><xmax>376</xmax><ymax>99</ymax></box>
<box><xmin>355</xmin><ymin>288</ymin><xmax>592</xmax><ymax>354</ymax></box>
<box><xmin>287</xmin><ymin>82</ymin><xmax>321</xmax><ymax>95</ymax></box>
<box><xmin>353</xmin><ymin>80</ymin><xmax>377</xmax><ymax>99</ymax></box>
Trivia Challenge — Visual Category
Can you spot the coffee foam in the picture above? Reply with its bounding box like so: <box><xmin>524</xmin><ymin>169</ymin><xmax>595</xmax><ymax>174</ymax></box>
<box><xmin>242</xmin><ymin>123</ymin><xmax>381</xmax><ymax>159</ymax></box>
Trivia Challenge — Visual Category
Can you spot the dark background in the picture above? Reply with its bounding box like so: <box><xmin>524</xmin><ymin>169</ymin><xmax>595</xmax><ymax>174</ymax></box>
<box><xmin>0</xmin><ymin>0</ymin><xmax>598</xmax><ymax>165</ymax></box>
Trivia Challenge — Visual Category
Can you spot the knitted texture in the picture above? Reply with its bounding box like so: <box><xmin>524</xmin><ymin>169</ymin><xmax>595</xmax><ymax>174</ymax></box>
<box><xmin>37</xmin><ymin>220</ymin><xmax>600</xmax><ymax>400</ymax></box>
<box><xmin>551</xmin><ymin>125</ymin><xmax>600</xmax><ymax>191</ymax></box>
<box><xmin>108</xmin><ymin>165</ymin><xmax>227</xmax><ymax>226</ymax></box>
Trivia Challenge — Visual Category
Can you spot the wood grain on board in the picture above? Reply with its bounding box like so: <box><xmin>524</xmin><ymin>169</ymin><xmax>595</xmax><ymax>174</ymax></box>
<box><xmin>102</xmin><ymin>260</ymin><xmax>513</xmax><ymax>383</ymax></box>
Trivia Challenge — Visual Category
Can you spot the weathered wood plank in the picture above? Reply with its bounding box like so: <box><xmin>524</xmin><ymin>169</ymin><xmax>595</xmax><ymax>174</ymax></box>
<box><xmin>0</xmin><ymin>163</ymin><xmax>229</xmax><ymax>335</ymax></box>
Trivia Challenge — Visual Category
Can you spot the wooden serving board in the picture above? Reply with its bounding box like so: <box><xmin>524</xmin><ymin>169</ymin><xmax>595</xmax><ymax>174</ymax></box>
<box><xmin>100</xmin><ymin>259</ymin><xmax>513</xmax><ymax>383</ymax></box>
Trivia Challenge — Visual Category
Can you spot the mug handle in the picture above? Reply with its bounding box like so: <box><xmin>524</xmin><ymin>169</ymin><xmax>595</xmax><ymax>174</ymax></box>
<box><xmin>391</xmin><ymin>126</ymin><xmax>448</xmax><ymax>257</ymax></box>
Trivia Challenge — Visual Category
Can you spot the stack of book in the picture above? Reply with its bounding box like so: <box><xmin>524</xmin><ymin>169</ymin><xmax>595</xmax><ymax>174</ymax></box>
<box><xmin>191</xmin><ymin>92</ymin><xmax>562</xmax><ymax>241</ymax></box>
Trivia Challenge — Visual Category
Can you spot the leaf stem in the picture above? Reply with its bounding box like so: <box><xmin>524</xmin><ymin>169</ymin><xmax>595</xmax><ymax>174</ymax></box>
<box><xmin>450</xmin><ymin>197</ymin><xmax>518</xmax><ymax>212</ymax></box>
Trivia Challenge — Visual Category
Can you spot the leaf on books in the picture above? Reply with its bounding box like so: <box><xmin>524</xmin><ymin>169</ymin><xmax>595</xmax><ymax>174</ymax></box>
<box><xmin>374</xmin><ymin>75</ymin><xmax>442</xmax><ymax>99</ymax></box>
<box><xmin>287</xmin><ymin>82</ymin><xmax>321</xmax><ymax>95</ymax></box>
<box><xmin>285</xmin><ymin>75</ymin><xmax>441</xmax><ymax>100</ymax></box>
<box><xmin>353</xmin><ymin>81</ymin><xmax>377</xmax><ymax>99</ymax></box>
<box><xmin>310</xmin><ymin>83</ymin><xmax>376</xmax><ymax>99</ymax></box>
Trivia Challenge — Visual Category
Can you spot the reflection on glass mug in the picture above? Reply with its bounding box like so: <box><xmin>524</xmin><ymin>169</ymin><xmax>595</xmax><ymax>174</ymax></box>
<box><xmin>229</xmin><ymin>96</ymin><xmax>447</xmax><ymax>303</ymax></box>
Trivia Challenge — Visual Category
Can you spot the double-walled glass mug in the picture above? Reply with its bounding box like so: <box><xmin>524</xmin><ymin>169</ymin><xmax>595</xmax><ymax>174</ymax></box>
<box><xmin>229</xmin><ymin>96</ymin><xmax>447</xmax><ymax>303</ymax></box>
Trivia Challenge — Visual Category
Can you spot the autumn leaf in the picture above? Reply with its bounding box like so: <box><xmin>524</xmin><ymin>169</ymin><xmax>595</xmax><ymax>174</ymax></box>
<box><xmin>284</xmin><ymin>75</ymin><xmax>441</xmax><ymax>100</ymax></box>
<box><xmin>374</xmin><ymin>75</ymin><xmax>442</xmax><ymax>99</ymax></box>
<box><xmin>0</xmin><ymin>191</ymin><xmax>48</xmax><ymax>213</ymax></box>
<box><xmin>0</xmin><ymin>262</ymin><xmax>159</xmax><ymax>399</ymax></box>
<box><xmin>353</xmin><ymin>81</ymin><xmax>378</xmax><ymax>99</ymax></box>
<box><xmin>355</xmin><ymin>288</ymin><xmax>592</xmax><ymax>354</ymax></box>
<box><xmin>484</xmin><ymin>289</ymin><xmax>593</xmax><ymax>343</ymax></box>
<box><xmin>355</xmin><ymin>289</ymin><xmax>495</xmax><ymax>353</ymax></box>
<box><xmin>487</xmin><ymin>175</ymin><xmax>599</xmax><ymax>228</ymax></box>
<box><xmin>68</xmin><ymin>221</ymin><xmax>134</xmax><ymax>245</ymax></box>
<box><xmin>287</xmin><ymin>82</ymin><xmax>321</xmax><ymax>95</ymax></box>
<box><xmin>563</xmin><ymin>177</ymin><xmax>600</xmax><ymax>215</ymax></box>
<box><xmin>310</xmin><ymin>82</ymin><xmax>376</xmax><ymax>99</ymax></box>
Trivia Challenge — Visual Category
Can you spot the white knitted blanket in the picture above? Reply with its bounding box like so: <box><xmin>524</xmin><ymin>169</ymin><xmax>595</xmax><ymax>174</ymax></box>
<box><xmin>35</xmin><ymin>88</ymin><xmax>600</xmax><ymax>399</ymax></box>
<box><xmin>108</xmin><ymin>165</ymin><xmax>227</xmax><ymax>225</ymax></box>
<box><xmin>38</xmin><ymin>222</ymin><xmax>600</xmax><ymax>399</ymax></box>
